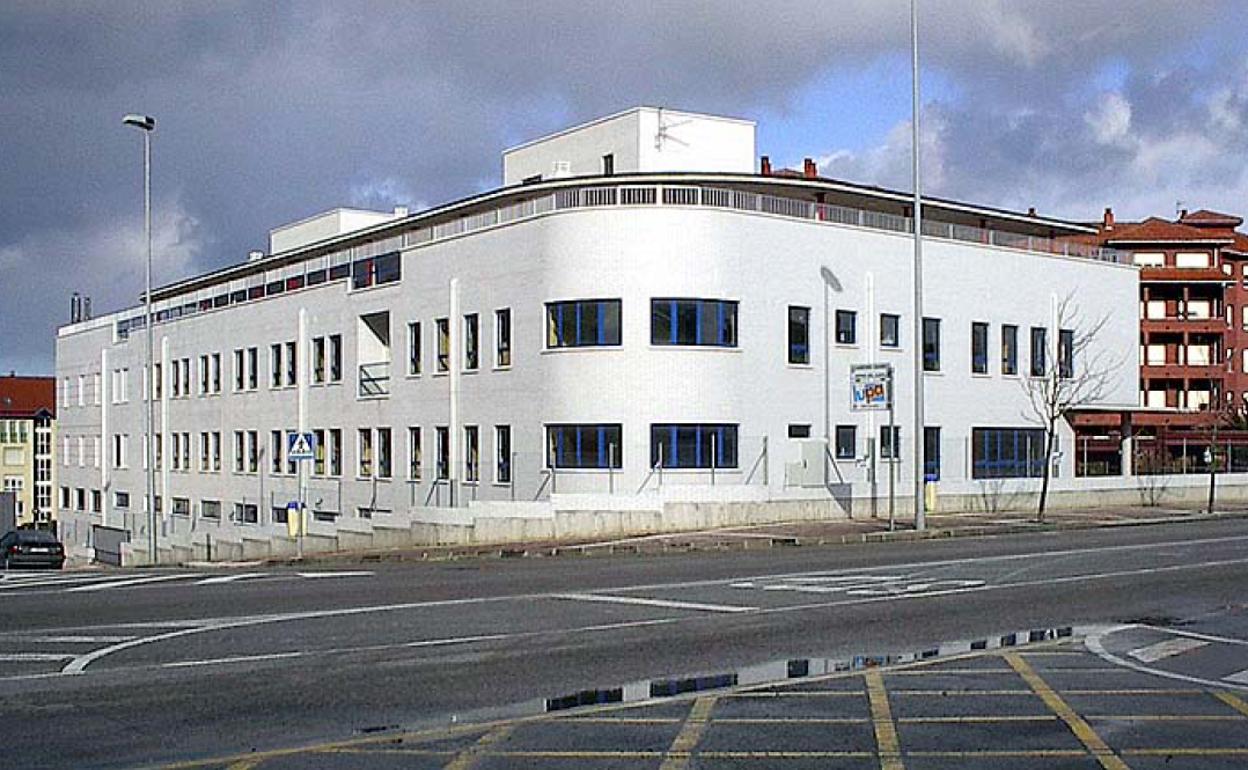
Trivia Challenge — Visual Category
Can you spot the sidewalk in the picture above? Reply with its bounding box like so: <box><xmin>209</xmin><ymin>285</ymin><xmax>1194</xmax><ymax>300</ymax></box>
<box><xmin>269</xmin><ymin>501</ymin><xmax>1248</xmax><ymax>566</ymax></box>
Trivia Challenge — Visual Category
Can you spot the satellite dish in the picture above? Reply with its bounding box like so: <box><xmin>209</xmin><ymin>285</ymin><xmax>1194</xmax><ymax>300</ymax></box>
<box><xmin>654</xmin><ymin>107</ymin><xmax>691</xmax><ymax>150</ymax></box>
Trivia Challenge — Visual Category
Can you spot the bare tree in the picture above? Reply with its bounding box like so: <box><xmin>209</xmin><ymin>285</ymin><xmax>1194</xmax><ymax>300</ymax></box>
<box><xmin>1021</xmin><ymin>294</ymin><xmax>1122</xmax><ymax>522</ymax></box>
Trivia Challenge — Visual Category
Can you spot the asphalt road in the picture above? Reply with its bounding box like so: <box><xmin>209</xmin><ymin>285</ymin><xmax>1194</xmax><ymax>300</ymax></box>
<box><xmin>1</xmin><ymin>519</ymin><xmax>1247</xmax><ymax>769</ymax></box>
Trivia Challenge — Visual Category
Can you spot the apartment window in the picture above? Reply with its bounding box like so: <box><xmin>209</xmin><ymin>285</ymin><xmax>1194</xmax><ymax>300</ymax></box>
<box><xmin>651</xmin><ymin>298</ymin><xmax>736</xmax><ymax>347</ymax></box>
<box><xmin>972</xmin><ymin>428</ymin><xmax>1046</xmax><ymax>478</ymax></box>
<box><xmin>880</xmin><ymin>313</ymin><xmax>900</xmax><ymax>348</ymax></box>
<box><xmin>408</xmin><ymin>427</ymin><xmax>422</xmax><ymax>480</ymax></box>
<box><xmin>329</xmin><ymin>334</ymin><xmax>342</xmax><ymax>382</ymax></box>
<box><xmin>835</xmin><ymin>310</ymin><xmax>857</xmax><ymax>345</ymax></box>
<box><xmin>209</xmin><ymin>432</ymin><xmax>220</xmax><ymax>471</ymax></box>
<box><xmin>788</xmin><ymin>306</ymin><xmax>810</xmax><ymax>364</ymax></box>
<box><xmin>329</xmin><ymin>428</ymin><xmax>342</xmax><ymax>476</ymax></box>
<box><xmin>271</xmin><ymin>431</ymin><xmax>283</xmax><ymax>474</ymax></box>
<box><xmin>602</xmin><ymin>153</ymin><xmax>614</xmax><ymax>175</ymax></box>
<box><xmin>880</xmin><ymin>425</ymin><xmax>901</xmax><ymax>461</ymax></box>
<box><xmin>1030</xmin><ymin>327</ymin><xmax>1047</xmax><ymax>376</ymax></box>
<box><xmin>78</xmin><ymin>374</ymin><xmax>86</xmax><ymax>405</ymax></box>
<box><xmin>152</xmin><ymin>365</ymin><xmax>161</xmax><ymax>400</ymax></box>
<box><xmin>407</xmin><ymin>322</ymin><xmax>421</xmax><ymax>376</ymax></box>
<box><xmin>201</xmin><ymin>500</ymin><xmax>221</xmax><ymax>519</ymax></box>
<box><xmin>234</xmin><ymin>349</ymin><xmax>245</xmax><ymax>391</ymax></box>
<box><xmin>971</xmin><ymin>322</ymin><xmax>989</xmax><ymax>374</ymax></box>
<box><xmin>496</xmin><ymin>308</ymin><xmax>512</xmax><ymax>367</ymax></box>
<box><xmin>464</xmin><ymin>313</ymin><xmax>480</xmax><ymax>370</ymax></box>
<box><xmin>172</xmin><ymin>497</ymin><xmax>190</xmax><ymax>517</ymax></box>
<box><xmin>180</xmin><ymin>431</ymin><xmax>189</xmax><ymax>471</ymax></box>
<box><xmin>464</xmin><ymin>425</ymin><xmax>479</xmax><ymax>482</ymax></box>
<box><xmin>153</xmin><ymin>435</ymin><xmax>161</xmax><ymax>470</ymax></box>
<box><xmin>436</xmin><ymin>318</ymin><xmax>450</xmax><ymax>372</ymax></box>
<box><xmin>922</xmin><ymin>318</ymin><xmax>940</xmax><ymax>371</ymax></box>
<box><xmin>924</xmin><ymin>427</ymin><xmax>941</xmax><ymax>480</ymax></box>
<box><xmin>285</xmin><ymin>341</ymin><xmax>297</xmax><ymax>386</ymax></box>
<box><xmin>179</xmin><ymin>359</ymin><xmax>190</xmax><ymax>397</ymax></box>
<box><xmin>199</xmin><ymin>355</ymin><xmax>209</xmax><ymax>394</ymax></box>
<box><xmin>835</xmin><ymin>425</ymin><xmax>856</xmax><ymax>460</ymax></box>
<box><xmin>378</xmin><ymin>428</ymin><xmax>392</xmax><ymax>479</ymax></box>
<box><xmin>549</xmin><ymin>300</ymin><xmax>623</xmax><ymax>347</ymax></box>
<box><xmin>1002</xmin><ymin>325</ymin><xmax>1018</xmax><ymax>375</ymax></box>
<box><xmin>495</xmin><ymin>425</ymin><xmax>511</xmax><ymax>484</ymax></box>
<box><xmin>313</xmin><ymin>429</ymin><xmax>326</xmax><ymax>476</ymax></box>
<box><xmin>351</xmin><ymin>251</ymin><xmax>401</xmax><ymax>289</ymax></box>
<box><xmin>1175</xmin><ymin>252</ymin><xmax>1210</xmax><ymax>269</ymax></box>
<box><xmin>313</xmin><ymin>337</ymin><xmax>326</xmax><ymax>383</ymax></box>
<box><xmin>233</xmin><ymin>502</ymin><xmax>259</xmax><ymax>524</ymax></box>
<box><xmin>247</xmin><ymin>431</ymin><xmax>258</xmax><ymax>473</ymax></box>
<box><xmin>115</xmin><ymin>491</ymin><xmax>130</xmax><ymax>509</ymax></box>
<box><xmin>270</xmin><ymin>344</ymin><xmax>282</xmax><ymax>388</ymax></box>
<box><xmin>651</xmin><ymin>424</ymin><xmax>738</xmax><ymax>469</ymax></box>
<box><xmin>247</xmin><ymin>347</ymin><xmax>258</xmax><ymax>389</ymax></box>
<box><xmin>547</xmin><ymin>424</ymin><xmax>623</xmax><ymax>469</ymax></box>
<box><xmin>358</xmin><ymin>429</ymin><xmax>374</xmax><ymax>477</ymax></box>
<box><xmin>200</xmin><ymin>433</ymin><xmax>209</xmax><ymax>472</ymax></box>
<box><xmin>788</xmin><ymin>424</ymin><xmax>812</xmax><ymax>439</ymax></box>
<box><xmin>234</xmin><ymin>431</ymin><xmax>245</xmax><ymax>473</ymax></box>
<box><xmin>1058</xmin><ymin>329</ymin><xmax>1074</xmax><ymax>378</ymax></box>
<box><xmin>211</xmin><ymin>353</ymin><xmax>221</xmax><ymax>393</ymax></box>
<box><xmin>436</xmin><ymin>426</ymin><xmax>449</xmax><ymax>480</ymax></box>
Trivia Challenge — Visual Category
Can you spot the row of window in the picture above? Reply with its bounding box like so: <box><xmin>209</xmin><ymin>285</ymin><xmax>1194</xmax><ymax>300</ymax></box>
<box><xmin>408</xmin><ymin>309</ymin><xmax>512</xmax><ymax>376</ymax></box>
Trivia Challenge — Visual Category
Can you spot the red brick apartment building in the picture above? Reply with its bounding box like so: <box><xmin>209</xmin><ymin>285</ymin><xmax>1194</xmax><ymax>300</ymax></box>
<box><xmin>1069</xmin><ymin>208</ymin><xmax>1248</xmax><ymax>474</ymax></box>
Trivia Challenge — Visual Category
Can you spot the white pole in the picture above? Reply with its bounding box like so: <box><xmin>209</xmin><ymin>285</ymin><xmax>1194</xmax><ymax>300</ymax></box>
<box><xmin>449</xmin><ymin>278</ymin><xmax>460</xmax><ymax>506</ymax></box>
<box><xmin>298</xmin><ymin>308</ymin><xmax>308</xmax><ymax>559</ymax></box>
<box><xmin>143</xmin><ymin>129</ymin><xmax>157</xmax><ymax>561</ymax></box>
<box><xmin>910</xmin><ymin>0</ymin><xmax>927</xmax><ymax>531</ymax></box>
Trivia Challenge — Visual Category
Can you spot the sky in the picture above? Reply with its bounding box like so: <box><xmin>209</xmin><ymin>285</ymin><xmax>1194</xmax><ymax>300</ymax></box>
<box><xmin>2</xmin><ymin>0</ymin><xmax>1247</xmax><ymax>375</ymax></box>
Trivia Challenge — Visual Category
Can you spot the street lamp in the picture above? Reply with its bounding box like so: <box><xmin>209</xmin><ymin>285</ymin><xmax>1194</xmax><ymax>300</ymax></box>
<box><xmin>909</xmin><ymin>0</ymin><xmax>927</xmax><ymax>531</ymax></box>
<box><xmin>122</xmin><ymin>113</ymin><xmax>157</xmax><ymax>563</ymax></box>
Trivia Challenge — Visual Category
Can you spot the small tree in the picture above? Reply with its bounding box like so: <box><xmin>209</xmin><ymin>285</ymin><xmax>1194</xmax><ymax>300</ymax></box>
<box><xmin>1021</xmin><ymin>294</ymin><xmax>1122</xmax><ymax>522</ymax></box>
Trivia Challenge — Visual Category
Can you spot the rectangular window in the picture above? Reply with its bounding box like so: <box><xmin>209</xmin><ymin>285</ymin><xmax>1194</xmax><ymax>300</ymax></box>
<box><xmin>922</xmin><ymin>318</ymin><xmax>940</xmax><ymax>371</ymax></box>
<box><xmin>358</xmin><ymin>428</ymin><xmax>373</xmax><ymax>478</ymax></box>
<box><xmin>329</xmin><ymin>428</ymin><xmax>342</xmax><ymax>476</ymax></box>
<box><xmin>1030</xmin><ymin>327</ymin><xmax>1047</xmax><ymax>376</ymax></box>
<box><xmin>880</xmin><ymin>425</ymin><xmax>901</xmax><ymax>460</ymax></box>
<box><xmin>436</xmin><ymin>426</ymin><xmax>449</xmax><ymax>480</ymax></box>
<box><xmin>115</xmin><ymin>491</ymin><xmax>130</xmax><ymax>509</ymax></box>
<box><xmin>650</xmin><ymin>298</ymin><xmax>736</xmax><ymax>347</ymax></box>
<box><xmin>285</xmin><ymin>341</ymin><xmax>297</xmax><ymax>386</ymax></box>
<box><xmin>271</xmin><ymin>430</ymin><xmax>283</xmax><ymax>474</ymax></box>
<box><xmin>247</xmin><ymin>431</ymin><xmax>258</xmax><ymax>473</ymax></box>
<box><xmin>972</xmin><ymin>428</ymin><xmax>1047</xmax><ymax>478</ymax></box>
<box><xmin>351</xmin><ymin>252</ymin><xmax>402</xmax><ymax>290</ymax></box>
<box><xmin>1059</xmin><ymin>329</ymin><xmax>1074</xmax><ymax>378</ymax></box>
<box><xmin>547</xmin><ymin>424</ymin><xmax>623</xmax><ymax>469</ymax></box>
<box><xmin>200</xmin><ymin>433</ymin><xmax>209</xmax><ymax>472</ymax></box>
<box><xmin>436</xmin><ymin>318</ymin><xmax>450</xmax><ymax>372</ymax></box>
<box><xmin>549</xmin><ymin>300</ymin><xmax>624</xmax><ymax>347</ymax></box>
<box><xmin>650</xmin><ymin>424</ymin><xmax>737</xmax><ymax>469</ymax></box>
<box><xmin>788</xmin><ymin>424</ymin><xmax>812</xmax><ymax>439</ymax></box>
<box><xmin>247</xmin><ymin>347</ymin><xmax>258</xmax><ymax>389</ymax></box>
<box><xmin>234</xmin><ymin>431</ymin><xmax>244</xmax><ymax>473</ymax></box>
<box><xmin>971</xmin><ymin>322</ymin><xmax>989</xmax><ymax>374</ymax></box>
<box><xmin>329</xmin><ymin>334</ymin><xmax>342</xmax><ymax>382</ymax></box>
<box><xmin>495</xmin><ymin>425</ymin><xmax>511</xmax><ymax>484</ymax></box>
<box><xmin>180</xmin><ymin>431</ymin><xmax>189</xmax><ymax>471</ymax></box>
<box><xmin>407</xmin><ymin>322</ymin><xmax>421</xmax><ymax>376</ymax></box>
<box><xmin>924</xmin><ymin>427</ymin><xmax>941</xmax><ymax>481</ymax></box>
<box><xmin>835</xmin><ymin>425</ymin><xmax>856</xmax><ymax>460</ymax></box>
<box><xmin>313</xmin><ymin>337</ymin><xmax>326</xmax><ymax>383</ymax></box>
<box><xmin>201</xmin><ymin>500</ymin><xmax>221</xmax><ymax>519</ymax></box>
<box><xmin>602</xmin><ymin>153</ymin><xmax>614</xmax><ymax>175</ymax></box>
<box><xmin>464</xmin><ymin>425</ymin><xmax>479</xmax><ymax>482</ymax></box>
<box><xmin>211</xmin><ymin>432</ymin><xmax>221</xmax><ymax>471</ymax></box>
<box><xmin>464</xmin><ymin>313</ymin><xmax>479</xmax><ymax>370</ymax></box>
<box><xmin>313</xmin><ymin>429</ymin><xmax>326</xmax><ymax>476</ymax></box>
<box><xmin>199</xmin><ymin>355</ymin><xmax>209</xmax><ymax>395</ymax></box>
<box><xmin>835</xmin><ymin>310</ymin><xmax>857</xmax><ymax>345</ymax></box>
<box><xmin>880</xmin><ymin>313</ymin><xmax>900</xmax><ymax>348</ymax></box>
<box><xmin>408</xmin><ymin>427</ymin><xmax>421</xmax><ymax>480</ymax></box>
<box><xmin>270</xmin><ymin>343</ymin><xmax>282</xmax><ymax>388</ymax></box>
<box><xmin>788</xmin><ymin>306</ymin><xmax>810</xmax><ymax>364</ymax></box>
<box><xmin>234</xmin><ymin>349</ymin><xmax>244</xmax><ymax>391</ymax></box>
<box><xmin>152</xmin><ymin>365</ymin><xmax>161</xmax><ymax>400</ymax></box>
<box><xmin>496</xmin><ymin>308</ymin><xmax>512</xmax><ymax>367</ymax></box>
<box><xmin>377</xmin><ymin>427</ymin><xmax>392</xmax><ymax>479</ymax></box>
<box><xmin>1002</xmin><ymin>325</ymin><xmax>1018</xmax><ymax>375</ymax></box>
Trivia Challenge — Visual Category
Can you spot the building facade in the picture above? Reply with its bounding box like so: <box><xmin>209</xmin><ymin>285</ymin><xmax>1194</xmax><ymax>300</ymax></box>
<box><xmin>0</xmin><ymin>375</ymin><xmax>56</xmax><ymax>528</ymax></box>
<box><xmin>55</xmin><ymin>108</ymin><xmax>1139</xmax><ymax>560</ymax></box>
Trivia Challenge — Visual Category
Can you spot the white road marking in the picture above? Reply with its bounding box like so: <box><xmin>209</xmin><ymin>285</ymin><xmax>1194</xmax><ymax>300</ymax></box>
<box><xmin>1224</xmin><ymin>668</ymin><xmax>1248</xmax><ymax>685</ymax></box>
<box><xmin>1128</xmin><ymin>637</ymin><xmax>1209</xmax><ymax>663</ymax></box>
<box><xmin>195</xmin><ymin>573</ymin><xmax>267</xmax><ymax>585</ymax></box>
<box><xmin>64</xmin><ymin>574</ymin><xmax>197</xmax><ymax>593</ymax></box>
<box><xmin>0</xmin><ymin>653</ymin><xmax>76</xmax><ymax>662</ymax></box>
<box><xmin>163</xmin><ymin>651</ymin><xmax>305</xmax><ymax>668</ymax></box>
<box><xmin>0</xmin><ymin>574</ymin><xmax>129</xmax><ymax>591</ymax></box>
<box><xmin>1086</xmin><ymin>626</ymin><xmax>1248</xmax><ymax>693</ymax></box>
<box><xmin>295</xmin><ymin>571</ymin><xmax>373</xmax><ymax>579</ymax></box>
<box><xmin>19</xmin><ymin>635</ymin><xmax>136</xmax><ymax>644</ymax></box>
<box><xmin>552</xmin><ymin>593</ymin><xmax>755</xmax><ymax>614</ymax></box>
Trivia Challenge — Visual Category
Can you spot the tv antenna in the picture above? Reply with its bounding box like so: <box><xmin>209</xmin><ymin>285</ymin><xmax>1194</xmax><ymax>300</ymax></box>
<box><xmin>654</xmin><ymin>107</ymin><xmax>691</xmax><ymax>150</ymax></box>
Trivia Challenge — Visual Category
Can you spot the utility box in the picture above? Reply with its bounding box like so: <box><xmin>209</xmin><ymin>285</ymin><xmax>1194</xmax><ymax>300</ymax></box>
<box><xmin>0</xmin><ymin>491</ymin><xmax>15</xmax><ymax>537</ymax></box>
<box><xmin>785</xmin><ymin>439</ymin><xmax>830</xmax><ymax>488</ymax></box>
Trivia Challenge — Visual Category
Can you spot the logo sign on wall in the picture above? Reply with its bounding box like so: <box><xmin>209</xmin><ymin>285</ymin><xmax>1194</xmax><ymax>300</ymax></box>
<box><xmin>851</xmin><ymin>364</ymin><xmax>893</xmax><ymax>411</ymax></box>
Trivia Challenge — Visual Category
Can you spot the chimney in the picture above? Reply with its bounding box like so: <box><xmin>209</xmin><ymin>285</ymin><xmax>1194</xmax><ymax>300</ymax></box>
<box><xmin>70</xmin><ymin>292</ymin><xmax>80</xmax><ymax>323</ymax></box>
<box><xmin>83</xmin><ymin>296</ymin><xmax>91</xmax><ymax>320</ymax></box>
<box><xmin>1179</xmin><ymin>208</ymin><xmax>1188</xmax><ymax>221</ymax></box>
<box><xmin>760</xmin><ymin>155</ymin><xmax>772</xmax><ymax>176</ymax></box>
<box><xmin>1027</xmin><ymin>207</ymin><xmax>1037</xmax><ymax>217</ymax></box>
<box><xmin>803</xmin><ymin>157</ymin><xmax>817</xmax><ymax>179</ymax></box>
<box><xmin>393</xmin><ymin>206</ymin><xmax>409</xmax><ymax>218</ymax></box>
<box><xmin>247</xmin><ymin>250</ymin><xmax>265</xmax><ymax>262</ymax></box>
<box><xmin>1103</xmin><ymin>207</ymin><xmax>1114</xmax><ymax>230</ymax></box>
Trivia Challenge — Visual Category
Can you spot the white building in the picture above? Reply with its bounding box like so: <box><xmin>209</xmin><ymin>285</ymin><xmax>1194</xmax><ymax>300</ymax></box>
<box><xmin>55</xmin><ymin>107</ymin><xmax>1140</xmax><ymax>563</ymax></box>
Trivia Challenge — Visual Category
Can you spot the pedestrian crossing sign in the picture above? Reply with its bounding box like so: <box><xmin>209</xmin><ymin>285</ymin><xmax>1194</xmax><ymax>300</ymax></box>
<box><xmin>288</xmin><ymin>432</ymin><xmax>315</xmax><ymax>461</ymax></box>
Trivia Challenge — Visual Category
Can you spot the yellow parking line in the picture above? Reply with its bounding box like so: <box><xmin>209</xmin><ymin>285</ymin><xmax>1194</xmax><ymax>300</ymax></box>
<box><xmin>659</xmin><ymin>696</ymin><xmax>716</xmax><ymax>770</ymax></box>
<box><xmin>1006</xmin><ymin>653</ymin><xmax>1131</xmax><ymax>770</ymax></box>
<box><xmin>892</xmin><ymin>689</ymin><xmax>1034</xmax><ymax>696</ymax></box>
<box><xmin>444</xmin><ymin>723</ymin><xmax>515</xmax><ymax>770</ymax></box>
<box><xmin>866</xmin><ymin>669</ymin><xmax>905</xmax><ymax>770</ymax></box>
<box><xmin>908</xmin><ymin>750</ymin><xmax>1088</xmax><ymax>757</ymax></box>
<box><xmin>1123</xmin><ymin>748</ymin><xmax>1248</xmax><ymax>756</ymax></box>
<box><xmin>727</xmin><ymin>690</ymin><xmax>864</xmax><ymax>698</ymax></box>
<box><xmin>712</xmin><ymin>717</ymin><xmax>867</xmax><ymax>724</ymax></box>
<box><xmin>1085</xmin><ymin>714</ymin><xmax>1245</xmax><ymax>721</ymax></box>
<box><xmin>898</xmin><ymin>715</ymin><xmax>1056</xmax><ymax>723</ymax></box>
<box><xmin>1064</xmin><ymin>689</ymin><xmax>1205</xmax><ymax>696</ymax></box>
<box><xmin>699</xmin><ymin>751</ymin><xmax>875</xmax><ymax>759</ymax></box>
<box><xmin>225</xmin><ymin>761</ymin><xmax>262</xmax><ymax>770</ymax></box>
<box><xmin>1214</xmin><ymin>691</ymin><xmax>1248</xmax><ymax>717</ymax></box>
<box><xmin>484</xmin><ymin>750</ymin><xmax>665</xmax><ymax>758</ymax></box>
<box><xmin>885</xmin><ymin>668</ymin><xmax>1016</xmax><ymax>676</ymax></box>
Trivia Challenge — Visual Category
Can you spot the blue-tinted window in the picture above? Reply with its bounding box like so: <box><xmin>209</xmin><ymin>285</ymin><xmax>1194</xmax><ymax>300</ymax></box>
<box><xmin>971</xmin><ymin>322</ymin><xmax>989</xmax><ymax>374</ymax></box>
<box><xmin>922</xmin><ymin>317</ymin><xmax>941</xmax><ymax>371</ymax></box>
<box><xmin>650</xmin><ymin>424</ymin><xmax>738</xmax><ymax>469</ymax></box>
<box><xmin>651</xmin><ymin>299</ymin><xmax>738</xmax><ymax>347</ymax></box>
<box><xmin>546</xmin><ymin>300</ymin><xmax>622</xmax><ymax>348</ymax></box>
<box><xmin>788</xmin><ymin>306</ymin><xmax>810</xmax><ymax>364</ymax></box>
<box><xmin>924</xmin><ymin>426</ymin><xmax>941</xmax><ymax>480</ymax></box>
<box><xmin>972</xmin><ymin>428</ymin><xmax>1046</xmax><ymax>479</ymax></box>
<box><xmin>547</xmin><ymin>424</ymin><xmax>622</xmax><ymax>469</ymax></box>
<box><xmin>352</xmin><ymin>251</ymin><xmax>402</xmax><ymax>290</ymax></box>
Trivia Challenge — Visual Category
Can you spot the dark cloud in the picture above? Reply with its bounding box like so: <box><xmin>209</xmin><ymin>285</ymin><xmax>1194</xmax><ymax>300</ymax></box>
<box><xmin>2</xmin><ymin>1</ymin><xmax>1246</xmax><ymax>373</ymax></box>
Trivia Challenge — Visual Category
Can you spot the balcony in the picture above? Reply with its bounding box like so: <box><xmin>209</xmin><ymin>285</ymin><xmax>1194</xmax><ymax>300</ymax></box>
<box><xmin>1141</xmin><ymin>363</ymin><xmax>1225</xmax><ymax>380</ymax></box>
<box><xmin>358</xmin><ymin>361</ymin><xmax>390</xmax><ymax>398</ymax></box>
<box><xmin>1139</xmin><ymin>267</ymin><xmax>1233</xmax><ymax>283</ymax></box>
<box><xmin>1141</xmin><ymin>317</ymin><xmax>1227</xmax><ymax>335</ymax></box>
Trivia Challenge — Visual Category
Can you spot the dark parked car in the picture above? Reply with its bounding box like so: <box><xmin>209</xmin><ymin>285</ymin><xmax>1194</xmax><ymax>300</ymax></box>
<box><xmin>0</xmin><ymin>530</ymin><xmax>65</xmax><ymax>570</ymax></box>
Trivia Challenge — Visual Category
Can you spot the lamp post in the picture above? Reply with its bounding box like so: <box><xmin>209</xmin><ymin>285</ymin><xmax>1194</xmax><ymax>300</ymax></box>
<box><xmin>123</xmin><ymin>113</ymin><xmax>157</xmax><ymax>563</ymax></box>
<box><xmin>909</xmin><ymin>0</ymin><xmax>927</xmax><ymax>531</ymax></box>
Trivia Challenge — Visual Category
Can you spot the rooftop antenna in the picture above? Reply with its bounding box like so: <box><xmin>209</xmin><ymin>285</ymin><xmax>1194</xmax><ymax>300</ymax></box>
<box><xmin>654</xmin><ymin>107</ymin><xmax>691</xmax><ymax>150</ymax></box>
<box><xmin>1175</xmin><ymin>200</ymin><xmax>1185</xmax><ymax>219</ymax></box>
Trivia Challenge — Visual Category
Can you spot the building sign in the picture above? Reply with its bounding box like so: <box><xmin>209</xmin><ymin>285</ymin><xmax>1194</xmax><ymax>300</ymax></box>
<box><xmin>851</xmin><ymin>364</ymin><xmax>893</xmax><ymax>411</ymax></box>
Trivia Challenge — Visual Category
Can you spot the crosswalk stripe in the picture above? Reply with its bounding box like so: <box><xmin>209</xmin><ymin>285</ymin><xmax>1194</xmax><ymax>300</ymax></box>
<box><xmin>294</xmin><ymin>571</ymin><xmax>374</xmax><ymax>579</ymax></box>
<box><xmin>195</xmin><ymin>573</ymin><xmax>266</xmax><ymax>585</ymax></box>
<box><xmin>64</xmin><ymin>574</ymin><xmax>196</xmax><ymax>593</ymax></box>
<box><xmin>1128</xmin><ymin>637</ymin><xmax>1209</xmax><ymax>663</ymax></box>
